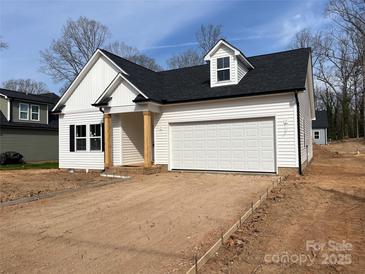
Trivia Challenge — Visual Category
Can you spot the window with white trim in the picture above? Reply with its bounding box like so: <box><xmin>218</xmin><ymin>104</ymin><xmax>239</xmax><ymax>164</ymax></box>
<box><xmin>31</xmin><ymin>105</ymin><xmax>40</xmax><ymax>121</ymax></box>
<box><xmin>90</xmin><ymin>124</ymin><xmax>102</xmax><ymax>151</ymax></box>
<box><xmin>19</xmin><ymin>103</ymin><xmax>29</xmax><ymax>120</ymax></box>
<box><xmin>76</xmin><ymin>125</ymin><xmax>87</xmax><ymax>151</ymax></box>
<box><xmin>314</xmin><ymin>131</ymin><xmax>320</xmax><ymax>140</ymax></box>
<box><xmin>217</xmin><ymin>57</ymin><xmax>230</xmax><ymax>81</ymax></box>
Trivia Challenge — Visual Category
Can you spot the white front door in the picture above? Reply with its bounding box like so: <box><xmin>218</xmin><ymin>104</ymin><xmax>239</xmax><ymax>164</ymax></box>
<box><xmin>170</xmin><ymin>118</ymin><xmax>275</xmax><ymax>172</ymax></box>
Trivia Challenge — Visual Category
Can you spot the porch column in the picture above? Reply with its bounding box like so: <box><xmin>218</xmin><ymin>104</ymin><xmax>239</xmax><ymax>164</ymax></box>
<box><xmin>104</xmin><ymin>113</ymin><xmax>112</xmax><ymax>169</ymax></box>
<box><xmin>143</xmin><ymin>111</ymin><xmax>153</xmax><ymax>168</ymax></box>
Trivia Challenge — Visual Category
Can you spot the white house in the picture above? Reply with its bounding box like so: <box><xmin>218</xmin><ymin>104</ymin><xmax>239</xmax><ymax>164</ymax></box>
<box><xmin>53</xmin><ymin>39</ymin><xmax>315</xmax><ymax>175</ymax></box>
<box><xmin>312</xmin><ymin>110</ymin><xmax>328</xmax><ymax>145</ymax></box>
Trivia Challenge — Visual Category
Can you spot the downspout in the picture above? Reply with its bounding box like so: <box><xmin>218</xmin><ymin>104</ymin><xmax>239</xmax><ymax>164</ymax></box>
<box><xmin>295</xmin><ymin>92</ymin><xmax>303</xmax><ymax>175</ymax></box>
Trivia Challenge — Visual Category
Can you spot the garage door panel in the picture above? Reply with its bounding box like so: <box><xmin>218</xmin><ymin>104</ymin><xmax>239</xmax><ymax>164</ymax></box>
<box><xmin>170</xmin><ymin>118</ymin><xmax>275</xmax><ymax>172</ymax></box>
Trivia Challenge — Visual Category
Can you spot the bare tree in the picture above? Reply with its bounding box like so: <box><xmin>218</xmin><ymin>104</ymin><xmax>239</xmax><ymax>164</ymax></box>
<box><xmin>106</xmin><ymin>41</ymin><xmax>139</xmax><ymax>58</ymax></box>
<box><xmin>290</xmin><ymin>28</ymin><xmax>323</xmax><ymax>65</ymax></box>
<box><xmin>166</xmin><ymin>49</ymin><xmax>203</xmax><ymax>69</ymax></box>
<box><xmin>0</xmin><ymin>36</ymin><xmax>8</xmax><ymax>49</ymax></box>
<box><xmin>40</xmin><ymin>17</ymin><xmax>110</xmax><ymax>85</ymax></box>
<box><xmin>106</xmin><ymin>41</ymin><xmax>162</xmax><ymax>71</ymax></box>
<box><xmin>41</xmin><ymin>17</ymin><xmax>162</xmax><ymax>92</ymax></box>
<box><xmin>2</xmin><ymin>79</ymin><xmax>49</xmax><ymax>94</ymax></box>
<box><xmin>328</xmin><ymin>0</ymin><xmax>365</xmax><ymax>137</ymax></box>
<box><xmin>196</xmin><ymin>24</ymin><xmax>223</xmax><ymax>54</ymax></box>
<box><xmin>165</xmin><ymin>24</ymin><xmax>223</xmax><ymax>69</ymax></box>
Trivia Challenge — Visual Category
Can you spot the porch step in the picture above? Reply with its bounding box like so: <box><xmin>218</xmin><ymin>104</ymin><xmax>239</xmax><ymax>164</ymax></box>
<box><xmin>105</xmin><ymin>164</ymin><xmax>164</xmax><ymax>176</ymax></box>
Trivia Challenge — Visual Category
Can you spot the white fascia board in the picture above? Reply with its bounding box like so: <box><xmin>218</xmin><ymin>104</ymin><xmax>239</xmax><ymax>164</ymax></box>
<box><xmin>52</xmin><ymin>50</ymin><xmax>101</xmax><ymax>112</ymax></box>
<box><xmin>308</xmin><ymin>54</ymin><xmax>316</xmax><ymax>119</ymax></box>
<box><xmin>117</xmin><ymin>73</ymin><xmax>149</xmax><ymax>100</ymax></box>
<box><xmin>98</xmin><ymin>50</ymin><xmax>129</xmax><ymax>76</ymax></box>
<box><xmin>203</xmin><ymin>39</ymin><xmax>254</xmax><ymax>69</ymax></box>
<box><xmin>7</xmin><ymin>99</ymin><xmax>10</xmax><ymax>121</ymax></box>
<box><xmin>94</xmin><ymin>73</ymin><xmax>122</xmax><ymax>105</ymax></box>
<box><xmin>204</xmin><ymin>40</ymin><xmax>237</xmax><ymax>61</ymax></box>
<box><xmin>52</xmin><ymin>49</ymin><xmax>130</xmax><ymax>112</ymax></box>
<box><xmin>94</xmin><ymin>73</ymin><xmax>149</xmax><ymax>106</ymax></box>
<box><xmin>0</xmin><ymin>94</ymin><xmax>10</xmax><ymax>121</ymax></box>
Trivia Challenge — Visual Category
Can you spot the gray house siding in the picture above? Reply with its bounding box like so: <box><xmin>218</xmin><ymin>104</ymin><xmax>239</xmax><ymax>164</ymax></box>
<box><xmin>313</xmin><ymin>128</ymin><xmax>327</xmax><ymax>145</ymax></box>
<box><xmin>0</xmin><ymin>97</ymin><xmax>8</xmax><ymax>120</ymax></box>
<box><xmin>0</xmin><ymin>128</ymin><xmax>58</xmax><ymax>161</ymax></box>
<box><xmin>12</xmin><ymin>100</ymin><xmax>48</xmax><ymax>124</ymax></box>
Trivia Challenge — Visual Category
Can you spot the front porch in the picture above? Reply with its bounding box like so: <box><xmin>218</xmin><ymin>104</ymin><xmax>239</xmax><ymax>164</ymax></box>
<box><xmin>103</xmin><ymin>110</ymin><xmax>155</xmax><ymax>170</ymax></box>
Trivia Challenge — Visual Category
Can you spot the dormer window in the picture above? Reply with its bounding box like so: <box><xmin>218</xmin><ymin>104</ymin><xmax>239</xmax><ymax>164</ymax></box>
<box><xmin>204</xmin><ymin>39</ymin><xmax>254</xmax><ymax>88</ymax></box>
<box><xmin>217</xmin><ymin>57</ymin><xmax>230</xmax><ymax>81</ymax></box>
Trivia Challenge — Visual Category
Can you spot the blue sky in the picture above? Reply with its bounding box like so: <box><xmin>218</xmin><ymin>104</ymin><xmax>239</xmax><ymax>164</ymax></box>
<box><xmin>0</xmin><ymin>0</ymin><xmax>329</xmax><ymax>93</ymax></box>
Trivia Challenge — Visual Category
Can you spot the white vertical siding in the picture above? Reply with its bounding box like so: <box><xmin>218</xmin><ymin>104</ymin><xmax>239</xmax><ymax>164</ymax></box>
<box><xmin>63</xmin><ymin>56</ymin><xmax>118</xmax><ymax>112</ymax></box>
<box><xmin>112</xmin><ymin>114</ymin><xmax>122</xmax><ymax>165</ymax></box>
<box><xmin>121</xmin><ymin>112</ymin><xmax>144</xmax><ymax>165</ymax></box>
<box><xmin>59</xmin><ymin>55</ymin><xmax>119</xmax><ymax>169</ymax></box>
<box><xmin>154</xmin><ymin>93</ymin><xmax>298</xmax><ymax>168</ymax></box>
<box><xmin>59</xmin><ymin>111</ymin><xmax>104</xmax><ymax>170</ymax></box>
<box><xmin>109</xmin><ymin>79</ymin><xmax>139</xmax><ymax>107</ymax></box>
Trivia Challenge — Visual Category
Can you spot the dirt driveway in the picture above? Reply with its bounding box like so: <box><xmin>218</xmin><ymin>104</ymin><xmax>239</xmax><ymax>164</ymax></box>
<box><xmin>202</xmin><ymin>139</ymin><xmax>365</xmax><ymax>273</ymax></box>
<box><xmin>0</xmin><ymin>169</ymin><xmax>118</xmax><ymax>202</ymax></box>
<box><xmin>0</xmin><ymin>172</ymin><xmax>276</xmax><ymax>273</ymax></box>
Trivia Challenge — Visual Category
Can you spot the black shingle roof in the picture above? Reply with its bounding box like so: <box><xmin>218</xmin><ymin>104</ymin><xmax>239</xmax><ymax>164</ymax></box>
<box><xmin>0</xmin><ymin>88</ymin><xmax>59</xmax><ymax>105</ymax></box>
<box><xmin>99</xmin><ymin>47</ymin><xmax>311</xmax><ymax>104</ymax></box>
<box><xmin>0</xmin><ymin>89</ymin><xmax>59</xmax><ymax>130</ymax></box>
<box><xmin>312</xmin><ymin>110</ymin><xmax>328</xmax><ymax>129</ymax></box>
<box><xmin>0</xmin><ymin>112</ymin><xmax>58</xmax><ymax>130</ymax></box>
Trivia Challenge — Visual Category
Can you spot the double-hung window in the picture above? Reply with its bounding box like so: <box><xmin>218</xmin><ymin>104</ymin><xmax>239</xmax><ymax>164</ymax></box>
<box><xmin>19</xmin><ymin>103</ymin><xmax>29</xmax><ymax>120</ymax></box>
<box><xmin>76</xmin><ymin>125</ymin><xmax>87</xmax><ymax>151</ymax></box>
<box><xmin>90</xmin><ymin>124</ymin><xmax>102</xmax><ymax>151</ymax></box>
<box><xmin>217</xmin><ymin>57</ymin><xmax>230</xmax><ymax>81</ymax></box>
<box><xmin>314</xmin><ymin>131</ymin><xmax>320</xmax><ymax>140</ymax></box>
<box><xmin>31</xmin><ymin>105</ymin><xmax>40</xmax><ymax>121</ymax></box>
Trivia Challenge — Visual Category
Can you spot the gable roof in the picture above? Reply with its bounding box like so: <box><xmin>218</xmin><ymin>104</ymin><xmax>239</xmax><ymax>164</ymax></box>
<box><xmin>312</xmin><ymin>110</ymin><xmax>328</xmax><ymax>129</ymax></box>
<box><xmin>0</xmin><ymin>89</ymin><xmax>59</xmax><ymax>130</ymax></box>
<box><xmin>53</xmin><ymin>45</ymin><xmax>312</xmax><ymax>111</ymax></box>
<box><xmin>0</xmin><ymin>88</ymin><xmax>59</xmax><ymax>105</ymax></box>
<box><xmin>95</xmin><ymin>47</ymin><xmax>311</xmax><ymax>105</ymax></box>
<box><xmin>203</xmin><ymin>39</ymin><xmax>254</xmax><ymax>69</ymax></box>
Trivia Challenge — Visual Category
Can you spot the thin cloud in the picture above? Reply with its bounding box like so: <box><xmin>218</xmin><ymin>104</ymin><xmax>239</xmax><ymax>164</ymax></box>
<box><xmin>141</xmin><ymin>41</ymin><xmax>198</xmax><ymax>51</ymax></box>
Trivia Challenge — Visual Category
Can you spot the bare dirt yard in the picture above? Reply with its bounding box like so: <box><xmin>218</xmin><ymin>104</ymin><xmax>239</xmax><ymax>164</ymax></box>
<box><xmin>0</xmin><ymin>169</ymin><xmax>118</xmax><ymax>203</ymax></box>
<box><xmin>0</xmin><ymin>171</ymin><xmax>276</xmax><ymax>273</ymax></box>
<box><xmin>202</xmin><ymin>139</ymin><xmax>365</xmax><ymax>274</ymax></box>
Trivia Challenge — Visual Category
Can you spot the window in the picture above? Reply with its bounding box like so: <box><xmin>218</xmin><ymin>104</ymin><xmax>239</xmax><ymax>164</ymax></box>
<box><xmin>314</xmin><ymin>131</ymin><xmax>320</xmax><ymax>140</ymax></box>
<box><xmin>217</xmin><ymin>57</ymin><xmax>230</xmax><ymax>81</ymax></box>
<box><xmin>31</xmin><ymin>105</ymin><xmax>40</xmax><ymax>121</ymax></box>
<box><xmin>75</xmin><ymin>125</ymin><xmax>87</xmax><ymax>151</ymax></box>
<box><xmin>19</xmin><ymin>103</ymin><xmax>29</xmax><ymax>120</ymax></box>
<box><xmin>90</xmin><ymin>124</ymin><xmax>102</xmax><ymax>151</ymax></box>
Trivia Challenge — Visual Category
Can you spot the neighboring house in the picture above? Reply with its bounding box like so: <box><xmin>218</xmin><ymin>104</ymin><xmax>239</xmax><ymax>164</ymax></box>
<box><xmin>312</xmin><ymin>110</ymin><xmax>328</xmax><ymax>145</ymax></box>
<box><xmin>53</xmin><ymin>39</ymin><xmax>315</xmax><ymax>174</ymax></box>
<box><xmin>0</xmin><ymin>89</ymin><xmax>59</xmax><ymax>161</ymax></box>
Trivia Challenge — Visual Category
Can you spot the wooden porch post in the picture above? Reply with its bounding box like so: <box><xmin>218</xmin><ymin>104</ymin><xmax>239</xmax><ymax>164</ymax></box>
<box><xmin>104</xmin><ymin>113</ymin><xmax>112</xmax><ymax>169</ymax></box>
<box><xmin>143</xmin><ymin>111</ymin><xmax>153</xmax><ymax>168</ymax></box>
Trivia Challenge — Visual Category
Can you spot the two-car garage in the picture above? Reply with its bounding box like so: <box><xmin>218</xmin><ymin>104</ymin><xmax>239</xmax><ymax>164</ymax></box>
<box><xmin>169</xmin><ymin>117</ymin><xmax>276</xmax><ymax>173</ymax></box>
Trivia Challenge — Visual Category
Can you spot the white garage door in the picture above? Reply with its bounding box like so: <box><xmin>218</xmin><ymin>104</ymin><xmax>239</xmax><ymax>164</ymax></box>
<box><xmin>170</xmin><ymin>118</ymin><xmax>275</xmax><ymax>172</ymax></box>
